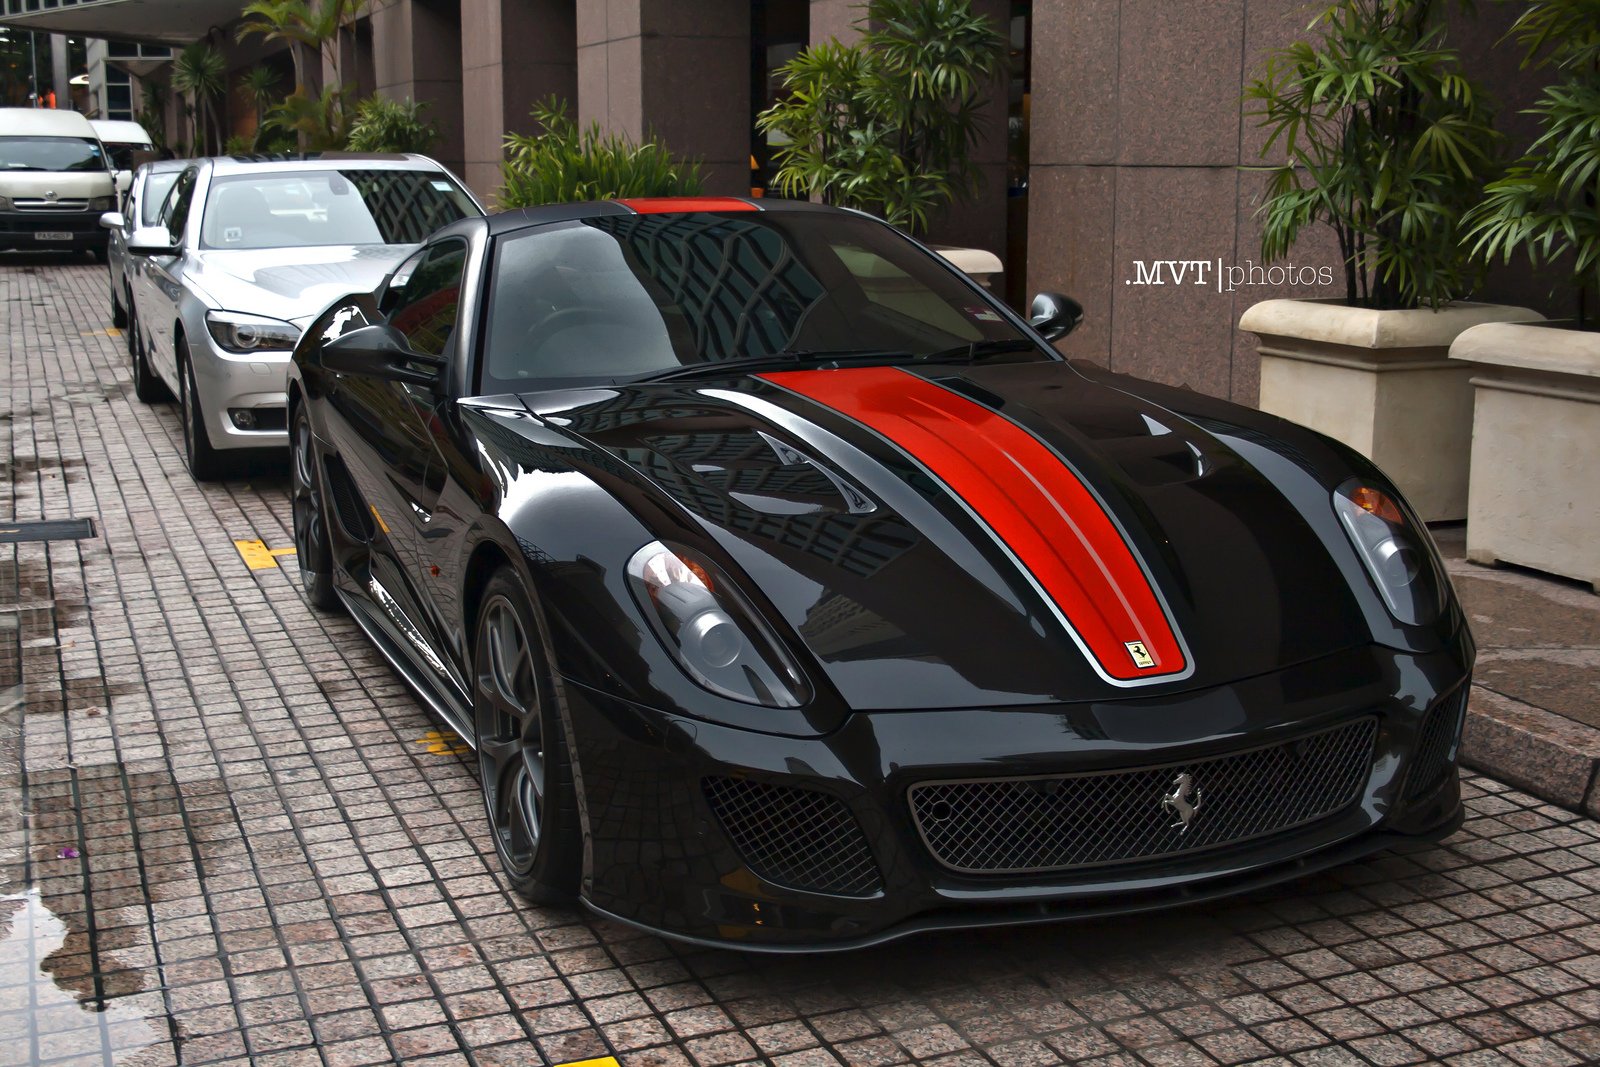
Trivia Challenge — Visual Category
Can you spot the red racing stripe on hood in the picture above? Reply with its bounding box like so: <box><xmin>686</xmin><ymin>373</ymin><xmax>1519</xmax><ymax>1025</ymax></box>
<box><xmin>759</xmin><ymin>366</ymin><xmax>1186</xmax><ymax>681</ymax></box>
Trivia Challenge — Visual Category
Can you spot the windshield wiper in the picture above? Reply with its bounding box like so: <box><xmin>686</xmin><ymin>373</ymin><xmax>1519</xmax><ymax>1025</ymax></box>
<box><xmin>632</xmin><ymin>348</ymin><xmax>906</xmax><ymax>383</ymax></box>
<box><xmin>919</xmin><ymin>338</ymin><xmax>1044</xmax><ymax>363</ymax></box>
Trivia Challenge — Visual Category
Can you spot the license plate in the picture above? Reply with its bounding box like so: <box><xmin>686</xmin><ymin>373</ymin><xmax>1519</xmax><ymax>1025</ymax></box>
<box><xmin>34</xmin><ymin>231</ymin><xmax>72</xmax><ymax>241</ymax></box>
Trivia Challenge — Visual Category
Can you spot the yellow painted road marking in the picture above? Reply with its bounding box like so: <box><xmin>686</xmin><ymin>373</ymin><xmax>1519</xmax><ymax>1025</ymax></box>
<box><xmin>83</xmin><ymin>328</ymin><xmax>123</xmax><ymax>337</ymax></box>
<box><xmin>234</xmin><ymin>539</ymin><xmax>297</xmax><ymax>570</ymax></box>
<box><xmin>415</xmin><ymin>730</ymin><xmax>470</xmax><ymax>756</ymax></box>
<box><xmin>554</xmin><ymin>1059</ymin><xmax>621</xmax><ymax>1067</ymax></box>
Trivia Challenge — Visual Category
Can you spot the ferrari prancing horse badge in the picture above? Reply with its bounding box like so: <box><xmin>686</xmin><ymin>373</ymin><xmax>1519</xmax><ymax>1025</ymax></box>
<box><xmin>1124</xmin><ymin>640</ymin><xmax>1155</xmax><ymax>669</ymax></box>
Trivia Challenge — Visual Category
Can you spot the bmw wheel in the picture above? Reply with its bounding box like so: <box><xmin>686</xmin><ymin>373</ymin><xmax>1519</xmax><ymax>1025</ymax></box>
<box><xmin>110</xmin><ymin>274</ymin><xmax>127</xmax><ymax>329</ymax></box>
<box><xmin>176</xmin><ymin>341</ymin><xmax>224</xmax><ymax>481</ymax></box>
<box><xmin>290</xmin><ymin>405</ymin><xmax>339</xmax><ymax>611</ymax></box>
<box><xmin>128</xmin><ymin>305</ymin><xmax>167</xmax><ymax>404</ymax></box>
<box><xmin>474</xmin><ymin>569</ymin><xmax>581</xmax><ymax>904</ymax></box>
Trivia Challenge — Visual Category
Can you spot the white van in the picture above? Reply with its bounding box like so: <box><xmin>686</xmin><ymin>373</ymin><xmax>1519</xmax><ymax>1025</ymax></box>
<box><xmin>1</xmin><ymin>108</ymin><xmax>117</xmax><ymax>259</ymax></box>
<box><xmin>90</xmin><ymin>118</ymin><xmax>155</xmax><ymax>200</ymax></box>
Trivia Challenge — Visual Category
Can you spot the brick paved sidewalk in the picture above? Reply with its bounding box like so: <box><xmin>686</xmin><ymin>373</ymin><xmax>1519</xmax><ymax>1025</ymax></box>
<box><xmin>6</xmin><ymin>255</ymin><xmax>1600</xmax><ymax>1067</ymax></box>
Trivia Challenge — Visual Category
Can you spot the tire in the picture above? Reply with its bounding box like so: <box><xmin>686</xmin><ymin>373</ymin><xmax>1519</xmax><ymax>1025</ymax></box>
<box><xmin>128</xmin><ymin>305</ymin><xmax>168</xmax><ymax>404</ymax></box>
<box><xmin>176</xmin><ymin>341</ymin><xmax>225</xmax><ymax>481</ymax></box>
<box><xmin>473</xmin><ymin>568</ymin><xmax>582</xmax><ymax>904</ymax></box>
<box><xmin>290</xmin><ymin>404</ymin><xmax>339</xmax><ymax>611</ymax></box>
<box><xmin>110</xmin><ymin>273</ymin><xmax>127</xmax><ymax>328</ymax></box>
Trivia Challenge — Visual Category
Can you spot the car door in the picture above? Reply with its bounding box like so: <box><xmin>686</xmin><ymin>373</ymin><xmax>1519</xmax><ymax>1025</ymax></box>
<box><xmin>135</xmin><ymin>164</ymin><xmax>198</xmax><ymax>390</ymax></box>
<box><xmin>325</xmin><ymin>237</ymin><xmax>471</xmax><ymax>691</ymax></box>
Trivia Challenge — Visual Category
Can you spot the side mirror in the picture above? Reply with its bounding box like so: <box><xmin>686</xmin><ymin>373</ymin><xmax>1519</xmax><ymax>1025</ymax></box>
<box><xmin>99</xmin><ymin>211</ymin><xmax>127</xmax><ymax>231</ymax></box>
<box><xmin>114</xmin><ymin>170</ymin><xmax>133</xmax><ymax>194</ymax></box>
<box><xmin>1029</xmin><ymin>292</ymin><xmax>1085</xmax><ymax>341</ymax></box>
<box><xmin>127</xmin><ymin>225</ymin><xmax>177</xmax><ymax>256</ymax></box>
<box><xmin>321</xmin><ymin>324</ymin><xmax>443</xmax><ymax>388</ymax></box>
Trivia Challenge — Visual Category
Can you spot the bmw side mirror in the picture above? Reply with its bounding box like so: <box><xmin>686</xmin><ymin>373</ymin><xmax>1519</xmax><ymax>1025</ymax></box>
<box><xmin>126</xmin><ymin>225</ymin><xmax>177</xmax><ymax>256</ymax></box>
<box><xmin>99</xmin><ymin>211</ymin><xmax>126</xmax><ymax>231</ymax></box>
<box><xmin>1030</xmin><ymin>292</ymin><xmax>1085</xmax><ymax>341</ymax></box>
<box><xmin>321</xmin><ymin>323</ymin><xmax>443</xmax><ymax>388</ymax></box>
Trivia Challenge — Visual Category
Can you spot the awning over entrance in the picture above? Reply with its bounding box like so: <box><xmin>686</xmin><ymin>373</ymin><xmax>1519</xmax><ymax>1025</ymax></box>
<box><xmin>0</xmin><ymin>0</ymin><xmax>244</xmax><ymax>47</ymax></box>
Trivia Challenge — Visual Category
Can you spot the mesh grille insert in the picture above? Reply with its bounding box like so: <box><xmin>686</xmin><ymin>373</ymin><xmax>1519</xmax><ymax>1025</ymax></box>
<box><xmin>703</xmin><ymin>777</ymin><xmax>882</xmax><ymax>897</ymax></box>
<box><xmin>910</xmin><ymin>718</ymin><xmax>1378</xmax><ymax>875</ymax></box>
<box><xmin>1404</xmin><ymin>692</ymin><xmax>1465</xmax><ymax>802</ymax></box>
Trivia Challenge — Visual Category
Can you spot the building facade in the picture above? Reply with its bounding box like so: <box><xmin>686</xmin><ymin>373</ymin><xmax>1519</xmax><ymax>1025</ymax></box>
<box><xmin>0</xmin><ymin>0</ymin><xmax>1568</xmax><ymax>405</ymax></box>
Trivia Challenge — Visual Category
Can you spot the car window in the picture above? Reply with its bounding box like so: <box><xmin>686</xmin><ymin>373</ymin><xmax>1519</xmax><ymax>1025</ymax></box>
<box><xmin>199</xmin><ymin>169</ymin><xmax>478</xmax><ymax>250</ymax></box>
<box><xmin>480</xmin><ymin>212</ymin><xmax>1026</xmax><ymax>387</ymax></box>
<box><xmin>388</xmin><ymin>239</ymin><xmax>467</xmax><ymax>358</ymax></box>
<box><xmin>0</xmin><ymin>136</ymin><xmax>107</xmax><ymax>173</ymax></box>
<box><xmin>160</xmin><ymin>167</ymin><xmax>199</xmax><ymax>238</ymax></box>
<box><xmin>140</xmin><ymin>172</ymin><xmax>181</xmax><ymax>227</ymax></box>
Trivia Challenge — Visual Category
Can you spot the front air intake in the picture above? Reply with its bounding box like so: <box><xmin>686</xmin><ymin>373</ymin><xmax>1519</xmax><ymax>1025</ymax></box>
<box><xmin>703</xmin><ymin>776</ymin><xmax>882</xmax><ymax>897</ymax></box>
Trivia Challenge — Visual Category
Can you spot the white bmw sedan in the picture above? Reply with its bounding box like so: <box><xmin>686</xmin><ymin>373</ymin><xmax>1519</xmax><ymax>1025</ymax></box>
<box><xmin>119</xmin><ymin>154</ymin><xmax>483</xmax><ymax>479</ymax></box>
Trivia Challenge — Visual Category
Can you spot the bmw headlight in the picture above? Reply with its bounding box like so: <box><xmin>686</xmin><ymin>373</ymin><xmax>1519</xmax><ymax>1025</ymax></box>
<box><xmin>205</xmin><ymin>310</ymin><xmax>300</xmax><ymax>353</ymax></box>
<box><xmin>628</xmin><ymin>541</ymin><xmax>810</xmax><ymax>708</ymax></box>
<box><xmin>1333</xmin><ymin>480</ymin><xmax>1442</xmax><ymax>626</ymax></box>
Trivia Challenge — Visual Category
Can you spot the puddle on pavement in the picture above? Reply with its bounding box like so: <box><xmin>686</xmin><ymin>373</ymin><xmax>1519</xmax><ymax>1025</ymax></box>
<box><xmin>0</xmin><ymin>889</ymin><xmax>164</xmax><ymax>1063</ymax></box>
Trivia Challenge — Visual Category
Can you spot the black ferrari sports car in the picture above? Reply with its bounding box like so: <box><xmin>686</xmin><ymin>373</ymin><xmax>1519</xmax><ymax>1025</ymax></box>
<box><xmin>287</xmin><ymin>196</ymin><xmax>1472</xmax><ymax>950</ymax></box>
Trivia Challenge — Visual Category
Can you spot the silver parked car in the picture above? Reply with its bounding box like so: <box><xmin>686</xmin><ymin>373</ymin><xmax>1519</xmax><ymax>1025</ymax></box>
<box><xmin>102</xmin><ymin>158</ymin><xmax>186</xmax><ymax>332</ymax></box>
<box><xmin>122</xmin><ymin>154</ymin><xmax>484</xmax><ymax>479</ymax></box>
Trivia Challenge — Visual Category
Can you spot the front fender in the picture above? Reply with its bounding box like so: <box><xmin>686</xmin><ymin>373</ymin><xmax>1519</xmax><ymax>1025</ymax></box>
<box><xmin>462</xmin><ymin>403</ymin><xmax>848</xmax><ymax>738</ymax></box>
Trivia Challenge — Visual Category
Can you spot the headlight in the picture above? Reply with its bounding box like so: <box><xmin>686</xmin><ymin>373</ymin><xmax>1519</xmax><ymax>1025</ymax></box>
<box><xmin>205</xmin><ymin>311</ymin><xmax>300</xmax><ymax>353</ymax></box>
<box><xmin>89</xmin><ymin>196</ymin><xmax>116</xmax><ymax>210</ymax></box>
<box><xmin>1333</xmin><ymin>480</ymin><xmax>1441</xmax><ymax>625</ymax></box>
<box><xmin>627</xmin><ymin>541</ymin><xmax>810</xmax><ymax>708</ymax></box>
<box><xmin>0</xmin><ymin>195</ymin><xmax>11</xmax><ymax>211</ymax></box>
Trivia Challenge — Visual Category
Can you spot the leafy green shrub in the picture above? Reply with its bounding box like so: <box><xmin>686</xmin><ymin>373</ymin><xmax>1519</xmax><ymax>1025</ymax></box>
<box><xmin>1245</xmin><ymin>0</ymin><xmax>1500</xmax><ymax>309</ymax></box>
<box><xmin>347</xmin><ymin>95</ymin><xmax>439</xmax><ymax>154</ymax></box>
<box><xmin>266</xmin><ymin>86</ymin><xmax>351</xmax><ymax>152</ymax></box>
<box><xmin>756</xmin><ymin>0</ymin><xmax>1006</xmax><ymax>233</ymax></box>
<box><xmin>1464</xmin><ymin>0</ymin><xmax>1600</xmax><ymax>320</ymax></box>
<box><xmin>497</xmin><ymin>97</ymin><xmax>703</xmax><ymax>209</ymax></box>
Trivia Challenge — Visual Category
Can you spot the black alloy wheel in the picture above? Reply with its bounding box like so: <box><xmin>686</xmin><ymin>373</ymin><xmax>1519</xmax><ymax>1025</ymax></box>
<box><xmin>473</xmin><ymin>569</ymin><xmax>581</xmax><ymax>903</ymax></box>
<box><xmin>290</xmin><ymin>407</ymin><xmax>339</xmax><ymax>611</ymax></box>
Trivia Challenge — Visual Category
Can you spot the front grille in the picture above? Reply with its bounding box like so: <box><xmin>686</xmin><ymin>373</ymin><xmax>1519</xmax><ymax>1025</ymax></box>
<box><xmin>910</xmin><ymin>718</ymin><xmax>1378</xmax><ymax>875</ymax></box>
<box><xmin>703</xmin><ymin>776</ymin><xmax>882</xmax><ymax>897</ymax></box>
<box><xmin>1404</xmin><ymin>691</ymin><xmax>1465</xmax><ymax>802</ymax></box>
<box><xmin>14</xmin><ymin>200</ymin><xmax>90</xmax><ymax>211</ymax></box>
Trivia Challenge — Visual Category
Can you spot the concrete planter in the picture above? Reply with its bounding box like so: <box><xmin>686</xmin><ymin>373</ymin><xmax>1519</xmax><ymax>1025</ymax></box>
<box><xmin>1239</xmin><ymin>299</ymin><xmax>1542</xmax><ymax>522</ymax></box>
<box><xmin>1451</xmin><ymin>322</ymin><xmax>1600</xmax><ymax>592</ymax></box>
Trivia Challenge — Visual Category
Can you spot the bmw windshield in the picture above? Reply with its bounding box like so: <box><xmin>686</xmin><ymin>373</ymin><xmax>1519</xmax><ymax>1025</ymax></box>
<box><xmin>201</xmin><ymin>169</ymin><xmax>479</xmax><ymax>250</ymax></box>
<box><xmin>480</xmin><ymin>211</ymin><xmax>1042</xmax><ymax>390</ymax></box>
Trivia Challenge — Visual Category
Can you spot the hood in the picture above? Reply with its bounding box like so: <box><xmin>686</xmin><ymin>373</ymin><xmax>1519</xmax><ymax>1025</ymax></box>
<box><xmin>524</xmin><ymin>360</ymin><xmax>1377</xmax><ymax>710</ymax></box>
<box><xmin>0</xmin><ymin>172</ymin><xmax>114</xmax><ymax>198</ymax></box>
<box><xmin>190</xmin><ymin>244</ymin><xmax>415</xmax><ymax>327</ymax></box>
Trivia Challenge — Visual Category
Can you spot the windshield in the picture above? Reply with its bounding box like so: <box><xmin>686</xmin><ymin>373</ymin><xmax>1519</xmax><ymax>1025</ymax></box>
<box><xmin>140</xmin><ymin>171</ymin><xmax>181</xmax><ymax>226</ymax></box>
<box><xmin>200</xmin><ymin>169</ymin><xmax>479</xmax><ymax>250</ymax></box>
<box><xmin>482</xmin><ymin>212</ymin><xmax>1036</xmax><ymax>388</ymax></box>
<box><xmin>0</xmin><ymin>136</ymin><xmax>107</xmax><ymax>173</ymax></box>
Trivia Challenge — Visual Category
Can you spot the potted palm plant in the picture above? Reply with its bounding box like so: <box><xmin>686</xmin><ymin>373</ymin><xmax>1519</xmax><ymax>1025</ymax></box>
<box><xmin>1237</xmin><ymin>0</ymin><xmax>1540</xmax><ymax>521</ymax></box>
<box><xmin>1451</xmin><ymin>0</ymin><xmax>1600</xmax><ymax>589</ymax></box>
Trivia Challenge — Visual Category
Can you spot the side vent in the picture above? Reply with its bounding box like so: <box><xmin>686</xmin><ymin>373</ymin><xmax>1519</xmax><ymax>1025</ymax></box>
<box><xmin>323</xmin><ymin>456</ymin><xmax>375</xmax><ymax>541</ymax></box>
